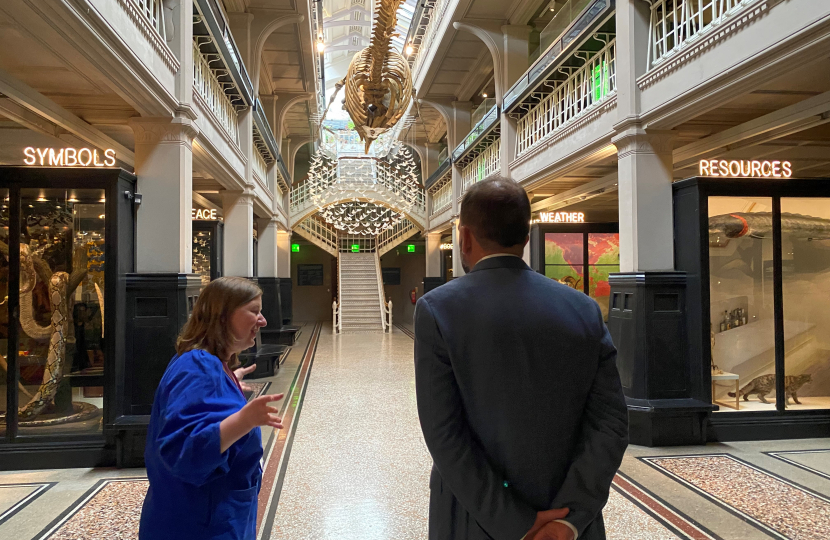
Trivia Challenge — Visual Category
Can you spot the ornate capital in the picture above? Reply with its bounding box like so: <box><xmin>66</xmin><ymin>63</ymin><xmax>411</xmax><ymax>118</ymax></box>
<box><xmin>612</xmin><ymin>127</ymin><xmax>676</xmax><ymax>160</ymax></box>
<box><xmin>129</xmin><ymin>117</ymin><xmax>199</xmax><ymax>145</ymax></box>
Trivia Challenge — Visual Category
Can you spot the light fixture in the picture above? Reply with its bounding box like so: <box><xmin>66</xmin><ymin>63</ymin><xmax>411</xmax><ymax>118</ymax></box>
<box><xmin>316</xmin><ymin>40</ymin><xmax>325</xmax><ymax>53</ymax></box>
<box><xmin>482</xmin><ymin>93</ymin><xmax>488</xmax><ymax>98</ymax></box>
<box><xmin>37</xmin><ymin>197</ymin><xmax>47</xmax><ymax>202</ymax></box>
<box><xmin>68</xmin><ymin>197</ymin><xmax>79</xmax><ymax>203</ymax></box>
<box><xmin>405</xmin><ymin>44</ymin><xmax>414</xmax><ymax>56</ymax></box>
<box><xmin>98</xmin><ymin>214</ymin><xmax>106</xmax><ymax>220</ymax></box>
<box><xmin>99</xmin><ymin>198</ymin><xmax>106</xmax><ymax>203</ymax></box>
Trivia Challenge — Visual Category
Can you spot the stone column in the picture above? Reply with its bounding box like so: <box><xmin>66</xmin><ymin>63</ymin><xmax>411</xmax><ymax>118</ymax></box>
<box><xmin>425</xmin><ymin>232</ymin><xmax>442</xmax><ymax>277</ymax></box>
<box><xmin>612</xmin><ymin>128</ymin><xmax>676</xmax><ymax>272</ymax></box>
<box><xmin>256</xmin><ymin>217</ymin><xmax>279</xmax><ymax>277</ymax></box>
<box><xmin>277</xmin><ymin>230</ymin><xmax>292</xmax><ymax>279</ymax></box>
<box><xmin>451</xmin><ymin>219</ymin><xmax>465</xmax><ymax>278</ymax></box>
<box><xmin>166</xmin><ymin>0</ymin><xmax>194</xmax><ymax>108</ymax></box>
<box><xmin>129</xmin><ymin>117</ymin><xmax>198</xmax><ymax>273</ymax></box>
<box><xmin>499</xmin><ymin>26</ymin><xmax>531</xmax><ymax>180</ymax></box>
<box><xmin>223</xmin><ymin>190</ymin><xmax>255</xmax><ymax>277</ymax></box>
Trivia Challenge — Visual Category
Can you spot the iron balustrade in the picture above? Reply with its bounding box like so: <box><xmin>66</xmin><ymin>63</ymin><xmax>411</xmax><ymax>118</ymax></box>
<box><xmin>429</xmin><ymin>172</ymin><xmax>453</xmax><ymax>216</ymax></box>
<box><xmin>648</xmin><ymin>0</ymin><xmax>756</xmax><ymax>68</ymax></box>
<box><xmin>453</xmin><ymin>105</ymin><xmax>499</xmax><ymax>162</ymax></box>
<box><xmin>516</xmin><ymin>37</ymin><xmax>616</xmax><ymax>157</ymax></box>
<box><xmin>438</xmin><ymin>146</ymin><xmax>448</xmax><ymax>165</ymax></box>
<box><xmin>377</xmin><ymin>219</ymin><xmax>417</xmax><ymax>255</ymax></box>
<box><xmin>409</xmin><ymin>0</ymin><xmax>452</xmax><ymax>78</ymax></box>
<box><xmin>461</xmin><ymin>139</ymin><xmax>500</xmax><ymax>194</ymax></box>
<box><xmin>297</xmin><ymin>217</ymin><xmax>338</xmax><ymax>253</ymax></box>
<box><xmin>253</xmin><ymin>150</ymin><xmax>268</xmax><ymax>187</ymax></box>
<box><xmin>131</xmin><ymin>0</ymin><xmax>166</xmax><ymax>37</ymax></box>
<box><xmin>193</xmin><ymin>41</ymin><xmax>239</xmax><ymax>143</ymax></box>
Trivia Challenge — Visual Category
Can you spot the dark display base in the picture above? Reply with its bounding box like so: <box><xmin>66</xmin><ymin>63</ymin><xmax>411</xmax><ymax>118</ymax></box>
<box><xmin>423</xmin><ymin>277</ymin><xmax>445</xmax><ymax>294</ymax></box>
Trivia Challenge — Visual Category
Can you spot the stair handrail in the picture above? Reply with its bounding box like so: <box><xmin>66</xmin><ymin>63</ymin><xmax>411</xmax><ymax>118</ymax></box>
<box><xmin>336</xmin><ymin>252</ymin><xmax>343</xmax><ymax>334</ymax></box>
<box><xmin>384</xmin><ymin>297</ymin><xmax>393</xmax><ymax>333</ymax></box>
<box><xmin>332</xmin><ymin>298</ymin><xmax>340</xmax><ymax>334</ymax></box>
<box><xmin>373</xmin><ymin>251</ymin><xmax>388</xmax><ymax>332</ymax></box>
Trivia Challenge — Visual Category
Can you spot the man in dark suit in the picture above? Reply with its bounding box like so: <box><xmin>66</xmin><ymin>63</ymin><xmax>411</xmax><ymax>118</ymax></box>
<box><xmin>414</xmin><ymin>177</ymin><xmax>628</xmax><ymax>540</ymax></box>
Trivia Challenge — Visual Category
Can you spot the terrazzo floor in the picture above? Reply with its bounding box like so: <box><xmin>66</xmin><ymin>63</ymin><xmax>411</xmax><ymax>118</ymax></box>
<box><xmin>0</xmin><ymin>324</ymin><xmax>829</xmax><ymax>540</ymax></box>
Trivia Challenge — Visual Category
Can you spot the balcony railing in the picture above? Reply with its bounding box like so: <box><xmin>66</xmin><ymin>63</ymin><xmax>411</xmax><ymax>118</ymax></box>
<box><xmin>409</xmin><ymin>0</ymin><xmax>451</xmax><ymax>78</ymax></box>
<box><xmin>471</xmin><ymin>98</ymin><xmax>497</xmax><ymax>127</ymax></box>
<box><xmin>130</xmin><ymin>0</ymin><xmax>165</xmax><ymax>37</ymax></box>
<box><xmin>193</xmin><ymin>40</ymin><xmax>239</xmax><ymax>143</ymax></box>
<box><xmin>648</xmin><ymin>0</ymin><xmax>755</xmax><ymax>68</ymax></box>
<box><xmin>377</xmin><ymin>219</ymin><xmax>417</xmax><ymax>255</ymax></box>
<box><xmin>516</xmin><ymin>37</ymin><xmax>616</xmax><ymax>157</ymax></box>
<box><xmin>253</xmin><ymin>149</ymin><xmax>268</xmax><ymax>186</ymax></box>
<box><xmin>438</xmin><ymin>146</ymin><xmax>448</xmax><ymax>165</ymax></box>
<box><xmin>453</xmin><ymin>104</ymin><xmax>499</xmax><ymax>162</ymax></box>
<box><xmin>430</xmin><ymin>173</ymin><xmax>452</xmax><ymax>216</ymax></box>
<box><xmin>461</xmin><ymin>139</ymin><xmax>500</xmax><ymax>194</ymax></box>
<box><xmin>297</xmin><ymin>217</ymin><xmax>338</xmax><ymax>255</ymax></box>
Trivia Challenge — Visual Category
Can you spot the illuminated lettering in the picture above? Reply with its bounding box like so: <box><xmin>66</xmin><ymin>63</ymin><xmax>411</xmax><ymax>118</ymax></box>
<box><xmin>64</xmin><ymin>148</ymin><xmax>77</xmax><ymax>166</ymax></box>
<box><xmin>439</xmin><ymin>243</ymin><xmax>453</xmax><ymax>250</ymax></box>
<box><xmin>698</xmin><ymin>159</ymin><xmax>794</xmax><ymax>179</ymax></box>
<box><xmin>23</xmin><ymin>147</ymin><xmax>117</xmax><ymax>167</ymax></box>
<box><xmin>191</xmin><ymin>208</ymin><xmax>219</xmax><ymax>220</ymax></box>
<box><xmin>77</xmin><ymin>148</ymin><xmax>92</xmax><ymax>166</ymax></box>
<box><xmin>48</xmin><ymin>148</ymin><xmax>64</xmax><ymax>166</ymax></box>
<box><xmin>540</xmin><ymin>212</ymin><xmax>586</xmax><ymax>223</ymax></box>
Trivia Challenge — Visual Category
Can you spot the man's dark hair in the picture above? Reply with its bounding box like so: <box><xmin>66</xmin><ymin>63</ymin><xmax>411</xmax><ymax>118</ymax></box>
<box><xmin>459</xmin><ymin>176</ymin><xmax>530</xmax><ymax>248</ymax></box>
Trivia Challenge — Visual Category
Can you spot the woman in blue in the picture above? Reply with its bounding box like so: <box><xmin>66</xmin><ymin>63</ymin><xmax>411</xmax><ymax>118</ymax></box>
<box><xmin>139</xmin><ymin>277</ymin><xmax>284</xmax><ymax>540</ymax></box>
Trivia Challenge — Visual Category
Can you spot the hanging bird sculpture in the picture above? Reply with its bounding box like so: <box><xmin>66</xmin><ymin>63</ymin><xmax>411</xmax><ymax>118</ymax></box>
<box><xmin>322</xmin><ymin>0</ymin><xmax>413</xmax><ymax>153</ymax></box>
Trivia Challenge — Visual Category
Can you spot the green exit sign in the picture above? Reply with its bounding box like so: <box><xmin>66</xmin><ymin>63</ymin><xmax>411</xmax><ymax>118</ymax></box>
<box><xmin>291</xmin><ymin>244</ymin><xmax>300</xmax><ymax>252</ymax></box>
<box><xmin>351</xmin><ymin>244</ymin><xmax>360</xmax><ymax>253</ymax></box>
<box><xmin>407</xmin><ymin>244</ymin><xmax>415</xmax><ymax>252</ymax></box>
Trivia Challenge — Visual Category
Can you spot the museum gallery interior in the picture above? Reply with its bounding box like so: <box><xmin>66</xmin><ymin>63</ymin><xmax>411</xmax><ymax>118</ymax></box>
<box><xmin>0</xmin><ymin>0</ymin><xmax>829</xmax><ymax>539</ymax></box>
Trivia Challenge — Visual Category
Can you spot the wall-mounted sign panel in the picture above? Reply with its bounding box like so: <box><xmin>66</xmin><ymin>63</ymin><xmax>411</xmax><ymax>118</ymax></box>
<box><xmin>297</xmin><ymin>264</ymin><xmax>324</xmax><ymax>286</ymax></box>
<box><xmin>24</xmin><ymin>147</ymin><xmax>116</xmax><ymax>167</ymax></box>
<box><xmin>699</xmin><ymin>159</ymin><xmax>793</xmax><ymax>178</ymax></box>
<box><xmin>191</xmin><ymin>208</ymin><xmax>219</xmax><ymax>220</ymax></box>
<box><xmin>540</xmin><ymin>212</ymin><xmax>585</xmax><ymax>223</ymax></box>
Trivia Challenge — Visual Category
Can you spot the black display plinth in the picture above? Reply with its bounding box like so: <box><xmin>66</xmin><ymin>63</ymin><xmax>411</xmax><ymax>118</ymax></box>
<box><xmin>257</xmin><ymin>277</ymin><xmax>281</xmax><ymax>326</ymax></box>
<box><xmin>114</xmin><ymin>273</ymin><xmax>201</xmax><ymax>467</ymax></box>
<box><xmin>279</xmin><ymin>278</ymin><xmax>293</xmax><ymax>325</ymax></box>
<box><xmin>423</xmin><ymin>277</ymin><xmax>445</xmax><ymax>293</ymax></box>
<box><xmin>607</xmin><ymin>272</ymin><xmax>715</xmax><ymax>446</ymax></box>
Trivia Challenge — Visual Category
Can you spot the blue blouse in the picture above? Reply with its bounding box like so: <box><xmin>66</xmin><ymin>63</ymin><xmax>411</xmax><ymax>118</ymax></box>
<box><xmin>139</xmin><ymin>349</ymin><xmax>263</xmax><ymax>540</ymax></box>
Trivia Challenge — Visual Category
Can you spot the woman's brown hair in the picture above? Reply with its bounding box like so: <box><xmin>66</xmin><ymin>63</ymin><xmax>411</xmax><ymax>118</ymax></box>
<box><xmin>176</xmin><ymin>276</ymin><xmax>262</xmax><ymax>364</ymax></box>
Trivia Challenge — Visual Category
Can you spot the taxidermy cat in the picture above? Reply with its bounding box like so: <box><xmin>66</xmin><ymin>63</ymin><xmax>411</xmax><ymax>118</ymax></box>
<box><xmin>728</xmin><ymin>374</ymin><xmax>812</xmax><ymax>405</ymax></box>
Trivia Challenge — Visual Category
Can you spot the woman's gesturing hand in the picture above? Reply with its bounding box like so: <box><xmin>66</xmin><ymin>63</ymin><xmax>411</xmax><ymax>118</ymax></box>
<box><xmin>240</xmin><ymin>394</ymin><xmax>284</xmax><ymax>430</ymax></box>
<box><xmin>220</xmin><ymin>393</ymin><xmax>284</xmax><ymax>453</ymax></box>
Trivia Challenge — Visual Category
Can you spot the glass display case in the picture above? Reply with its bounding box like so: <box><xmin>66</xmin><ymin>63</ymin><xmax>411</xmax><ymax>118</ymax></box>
<box><xmin>531</xmin><ymin>223</ymin><xmax>619</xmax><ymax>320</ymax></box>
<box><xmin>192</xmin><ymin>220</ymin><xmax>223</xmax><ymax>286</ymax></box>
<box><xmin>674</xmin><ymin>176</ymin><xmax>830</xmax><ymax>440</ymax></box>
<box><xmin>0</xmin><ymin>167</ymin><xmax>135</xmax><ymax>466</ymax></box>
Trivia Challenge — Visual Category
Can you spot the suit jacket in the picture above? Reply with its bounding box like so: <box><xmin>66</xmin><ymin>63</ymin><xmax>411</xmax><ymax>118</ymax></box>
<box><xmin>414</xmin><ymin>256</ymin><xmax>628</xmax><ymax>540</ymax></box>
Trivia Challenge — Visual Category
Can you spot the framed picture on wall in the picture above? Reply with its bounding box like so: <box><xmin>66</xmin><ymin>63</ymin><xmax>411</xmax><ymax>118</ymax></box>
<box><xmin>297</xmin><ymin>264</ymin><xmax>324</xmax><ymax>286</ymax></box>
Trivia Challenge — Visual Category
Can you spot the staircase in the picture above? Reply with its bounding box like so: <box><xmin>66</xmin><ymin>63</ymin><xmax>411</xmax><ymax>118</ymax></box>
<box><xmin>338</xmin><ymin>253</ymin><xmax>385</xmax><ymax>332</ymax></box>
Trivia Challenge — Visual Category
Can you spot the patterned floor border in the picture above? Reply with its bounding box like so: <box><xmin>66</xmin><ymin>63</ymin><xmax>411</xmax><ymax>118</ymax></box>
<box><xmin>394</xmin><ymin>323</ymin><xmax>415</xmax><ymax>340</ymax></box>
<box><xmin>34</xmin><ymin>478</ymin><xmax>147</xmax><ymax>540</ymax></box>
<box><xmin>612</xmin><ymin>472</ymin><xmax>721</xmax><ymax>540</ymax></box>
<box><xmin>641</xmin><ymin>453</ymin><xmax>830</xmax><ymax>540</ymax></box>
<box><xmin>764</xmin><ymin>449</ymin><xmax>830</xmax><ymax>482</ymax></box>
<box><xmin>256</xmin><ymin>322</ymin><xmax>322</xmax><ymax>539</ymax></box>
<box><xmin>0</xmin><ymin>482</ymin><xmax>55</xmax><ymax>526</ymax></box>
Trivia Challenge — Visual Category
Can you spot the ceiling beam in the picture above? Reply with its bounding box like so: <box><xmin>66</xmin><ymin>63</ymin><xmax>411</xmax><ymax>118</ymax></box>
<box><xmin>673</xmin><ymin>89</ymin><xmax>830</xmax><ymax>169</ymax></box>
<box><xmin>0</xmin><ymin>67</ymin><xmax>134</xmax><ymax>166</ymax></box>
<box><xmin>456</xmin><ymin>50</ymin><xmax>494</xmax><ymax>102</ymax></box>
<box><xmin>530</xmin><ymin>172</ymin><xmax>619</xmax><ymax>213</ymax></box>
